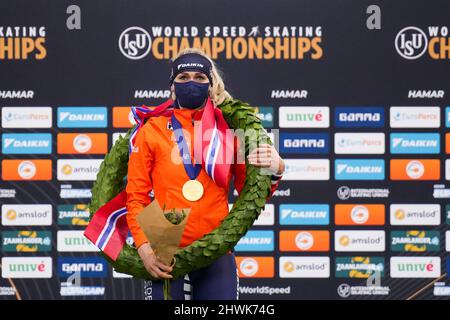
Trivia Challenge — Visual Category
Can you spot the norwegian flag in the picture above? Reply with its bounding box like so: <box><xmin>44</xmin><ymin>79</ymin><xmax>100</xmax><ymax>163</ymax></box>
<box><xmin>84</xmin><ymin>190</ymin><xmax>129</xmax><ymax>261</ymax></box>
<box><xmin>85</xmin><ymin>97</ymin><xmax>233</xmax><ymax>258</ymax></box>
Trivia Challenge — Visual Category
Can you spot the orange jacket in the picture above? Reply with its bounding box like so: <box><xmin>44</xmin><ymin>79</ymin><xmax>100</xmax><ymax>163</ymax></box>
<box><xmin>125</xmin><ymin>106</ymin><xmax>280</xmax><ymax>249</ymax></box>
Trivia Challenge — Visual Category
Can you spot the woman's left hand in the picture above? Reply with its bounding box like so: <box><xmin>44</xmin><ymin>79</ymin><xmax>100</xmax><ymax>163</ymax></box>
<box><xmin>247</xmin><ymin>143</ymin><xmax>285</xmax><ymax>175</ymax></box>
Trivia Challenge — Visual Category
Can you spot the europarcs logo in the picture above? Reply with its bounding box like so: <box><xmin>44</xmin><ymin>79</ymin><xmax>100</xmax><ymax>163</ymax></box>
<box><xmin>118</xmin><ymin>25</ymin><xmax>324</xmax><ymax>60</ymax></box>
<box><xmin>395</xmin><ymin>26</ymin><xmax>450</xmax><ymax>60</ymax></box>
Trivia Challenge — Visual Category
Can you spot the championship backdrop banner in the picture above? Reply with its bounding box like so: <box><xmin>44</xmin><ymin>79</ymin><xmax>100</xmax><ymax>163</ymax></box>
<box><xmin>0</xmin><ymin>0</ymin><xmax>450</xmax><ymax>300</ymax></box>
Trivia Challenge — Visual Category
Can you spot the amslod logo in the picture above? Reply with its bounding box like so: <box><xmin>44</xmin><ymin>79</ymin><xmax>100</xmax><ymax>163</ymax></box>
<box><xmin>390</xmin><ymin>133</ymin><xmax>440</xmax><ymax>154</ymax></box>
<box><xmin>279</xmin><ymin>204</ymin><xmax>329</xmax><ymax>225</ymax></box>
<box><xmin>57</xmin><ymin>257</ymin><xmax>108</xmax><ymax>278</ymax></box>
<box><xmin>2</xmin><ymin>133</ymin><xmax>52</xmax><ymax>154</ymax></box>
<box><xmin>335</xmin><ymin>159</ymin><xmax>385</xmax><ymax>180</ymax></box>
<box><xmin>57</xmin><ymin>107</ymin><xmax>107</xmax><ymax>128</ymax></box>
<box><xmin>235</xmin><ymin>231</ymin><xmax>274</xmax><ymax>252</ymax></box>
<box><xmin>334</xmin><ymin>107</ymin><xmax>384</xmax><ymax>128</ymax></box>
<box><xmin>280</xmin><ymin>133</ymin><xmax>329</xmax><ymax>154</ymax></box>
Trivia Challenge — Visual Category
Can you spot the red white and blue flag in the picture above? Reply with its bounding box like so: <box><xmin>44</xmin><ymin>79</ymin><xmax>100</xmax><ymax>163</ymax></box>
<box><xmin>84</xmin><ymin>97</ymin><xmax>232</xmax><ymax>259</ymax></box>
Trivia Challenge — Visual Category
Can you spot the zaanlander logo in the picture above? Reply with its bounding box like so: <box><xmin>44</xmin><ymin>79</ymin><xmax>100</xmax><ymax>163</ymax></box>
<box><xmin>119</xmin><ymin>25</ymin><xmax>323</xmax><ymax>60</ymax></box>
<box><xmin>395</xmin><ymin>26</ymin><xmax>450</xmax><ymax>60</ymax></box>
<box><xmin>2</xmin><ymin>231</ymin><xmax>52</xmax><ymax>253</ymax></box>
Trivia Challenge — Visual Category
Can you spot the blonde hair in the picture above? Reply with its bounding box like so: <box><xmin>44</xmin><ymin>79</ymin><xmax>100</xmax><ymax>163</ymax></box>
<box><xmin>170</xmin><ymin>48</ymin><xmax>233</xmax><ymax>106</ymax></box>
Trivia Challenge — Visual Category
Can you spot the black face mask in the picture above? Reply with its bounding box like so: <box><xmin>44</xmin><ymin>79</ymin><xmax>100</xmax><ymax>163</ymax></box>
<box><xmin>174</xmin><ymin>81</ymin><xmax>210</xmax><ymax>109</ymax></box>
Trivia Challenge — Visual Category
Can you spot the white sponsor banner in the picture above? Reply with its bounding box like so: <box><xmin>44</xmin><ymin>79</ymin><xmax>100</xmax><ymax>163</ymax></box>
<box><xmin>282</xmin><ymin>159</ymin><xmax>330</xmax><ymax>180</ymax></box>
<box><xmin>390</xmin><ymin>107</ymin><xmax>440</xmax><ymax>128</ymax></box>
<box><xmin>390</xmin><ymin>257</ymin><xmax>441</xmax><ymax>278</ymax></box>
<box><xmin>57</xmin><ymin>159</ymin><xmax>102</xmax><ymax>181</ymax></box>
<box><xmin>279</xmin><ymin>106</ymin><xmax>329</xmax><ymax>128</ymax></box>
<box><xmin>334</xmin><ymin>133</ymin><xmax>385</xmax><ymax>154</ymax></box>
<box><xmin>1</xmin><ymin>204</ymin><xmax>52</xmax><ymax>226</ymax></box>
<box><xmin>57</xmin><ymin>230</ymin><xmax>99</xmax><ymax>252</ymax></box>
<box><xmin>390</xmin><ymin>204</ymin><xmax>440</xmax><ymax>226</ymax></box>
<box><xmin>1</xmin><ymin>257</ymin><xmax>52</xmax><ymax>278</ymax></box>
<box><xmin>335</xmin><ymin>230</ymin><xmax>385</xmax><ymax>252</ymax></box>
<box><xmin>279</xmin><ymin>257</ymin><xmax>330</xmax><ymax>278</ymax></box>
<box><xmin>1</xmin><ymin>107</ymin><xmax>52</xmax><ymax>128</ymax></box>
<box><xmin>112</xmin><ymin>132</ymin><xmax>127</xmax><ymax>145</ymax></box>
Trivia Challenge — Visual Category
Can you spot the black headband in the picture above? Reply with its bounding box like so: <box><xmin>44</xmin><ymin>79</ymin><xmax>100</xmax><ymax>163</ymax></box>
<box><xmin>169</xmin><ymin>53</ymin><xmax>213</xmax><ymax>85</ymax></box>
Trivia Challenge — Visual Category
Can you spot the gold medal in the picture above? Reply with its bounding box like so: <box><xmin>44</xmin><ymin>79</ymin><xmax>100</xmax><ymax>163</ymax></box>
<box><xmin>182</xmin><ymin>180</ymin><xmax>204</xmax><ymax>202</ymax></box>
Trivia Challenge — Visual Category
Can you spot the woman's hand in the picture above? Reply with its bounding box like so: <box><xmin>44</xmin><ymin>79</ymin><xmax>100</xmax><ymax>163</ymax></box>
<box><xmin>247</xmin><ymin>143</ymin><xmax>285</xmax><ymax>175</ymax></box>
<box><xmin>137</xmin><ymin>243</ymin><xmax>173</xmax><ymax>280</ymax></box>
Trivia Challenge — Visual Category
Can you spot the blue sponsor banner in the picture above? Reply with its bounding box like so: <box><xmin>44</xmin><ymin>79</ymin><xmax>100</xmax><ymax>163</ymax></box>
<box><xmin>235</xmin><ymin>230</ymin><xmax>274</xmax><ymax>252</ymax></box>
<box><xmin>390</xmin><ymin>133</ymin><xmax>440</xmax><ymax>154</ymax></box>
<box><xmin>279</xmin><ymin>204</ymin><xmax>329</xmax><ymax>225</ymax></box>
<box><xmin>57</xmin><ymin>107</ymin><xmax>107</xmax><ymax>128</ymax></box>
<box><xmin>57</xmin><ymin>257</ymin><xmax>108</xmax><ymax>278</ymax></box>
<box><xmin>280</xmin><ymin>133</ymin><xmax>329</xmax><ymax>154</ymax></box>
<box><xmin>335</xmin><ymin>107</ymin><xmax>384</xmax><ymax>128</ymax></box>
<box><xmin>335</xmin><ymin>159</ymin><xmax>385</xmax><ymax>180</ymax></box>
<box><xmin>2</xmin><ymin>133</ymin><xmax>52</xmax><ymax>154</ymax></box>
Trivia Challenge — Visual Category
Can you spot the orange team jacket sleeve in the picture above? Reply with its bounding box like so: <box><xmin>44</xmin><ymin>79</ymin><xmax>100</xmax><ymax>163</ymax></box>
<box><xmin>125</xmin><ymin>126</ymin><xmax>153</xmax><ymax>248</ymax></box>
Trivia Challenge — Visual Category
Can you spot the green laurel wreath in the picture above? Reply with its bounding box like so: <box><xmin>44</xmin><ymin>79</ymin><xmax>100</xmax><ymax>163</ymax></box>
<box><xmin>88</xmin><ymin>98</ymin><xmax>272</xmax><ymax>281</ymax></box>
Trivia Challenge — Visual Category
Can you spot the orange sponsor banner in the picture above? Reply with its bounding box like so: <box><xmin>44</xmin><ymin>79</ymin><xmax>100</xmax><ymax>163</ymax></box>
<box><xmin>335</xmin><ymin>204</ymin><xmax>385</xmax><ymax>226</ymax></box>
<box><xmin>235</xmin><ymin>256</ymin><xmax>274</xmax><ymax>278</ymax></box>
<box><xmin>279</xmin><ymin>230</ymin><xmax>329</xmax><ymax>252</ymax></box>
<box><xmin>113</xmin><ymin>107</ymin><xmax>134</xmax><ymax>128</ymax></box>
<box><xmin>2</xmin><ymin>159</ymin><xmax>52</xmax><ymax>181</ymax></box>
<box><xmin>390</xmin><ymin>159</ymin><xmax>440</xmax><ymax>180</ymax></box>
<box><xmin>57</xmin><ymin>133</ymin><xmax>108</xmax><ymax>154</ymax></box>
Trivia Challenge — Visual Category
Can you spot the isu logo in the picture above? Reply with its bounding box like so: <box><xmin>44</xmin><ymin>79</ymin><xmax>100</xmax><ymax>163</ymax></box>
<box><xmin>395</xmin><ymin>26</ymin><xmax>428</xmax><ymax>59</ymax></box>
<box><xmin>119</xmin><ymin>27</ymin><xmax>152</xmax><ymax>60</ymax></box>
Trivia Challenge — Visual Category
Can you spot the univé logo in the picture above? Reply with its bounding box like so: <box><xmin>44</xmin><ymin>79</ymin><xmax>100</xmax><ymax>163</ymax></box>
<box><xmin>119</xmin><ymin>26</ymin><xmax>152</xmax><ymax>60</ymax></box>
<box><xmin>395</xmin><ymin>26</ymin><xmax>450</xmax><ymax>60</ymax></box>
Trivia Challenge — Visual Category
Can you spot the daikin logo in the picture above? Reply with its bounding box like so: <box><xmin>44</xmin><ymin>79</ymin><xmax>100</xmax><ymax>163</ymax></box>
<box><xmin>57</xmin><ymin>107</ymin><xmax>107</xmax><ymax>128</ymax></box>
<box><xmin>2</xmin><ymin>133</ymin><xmax>52</xmax><ymax>154</ymax></box>
<box><xmin>390</xmin><ymin>133</ymin><xmax>440</xmax><ymax>154</ymax></box>
<box><xmin>335</xmin><ymin>159</ymin><xmax>384</xmax><ymax>180</ymax></box>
